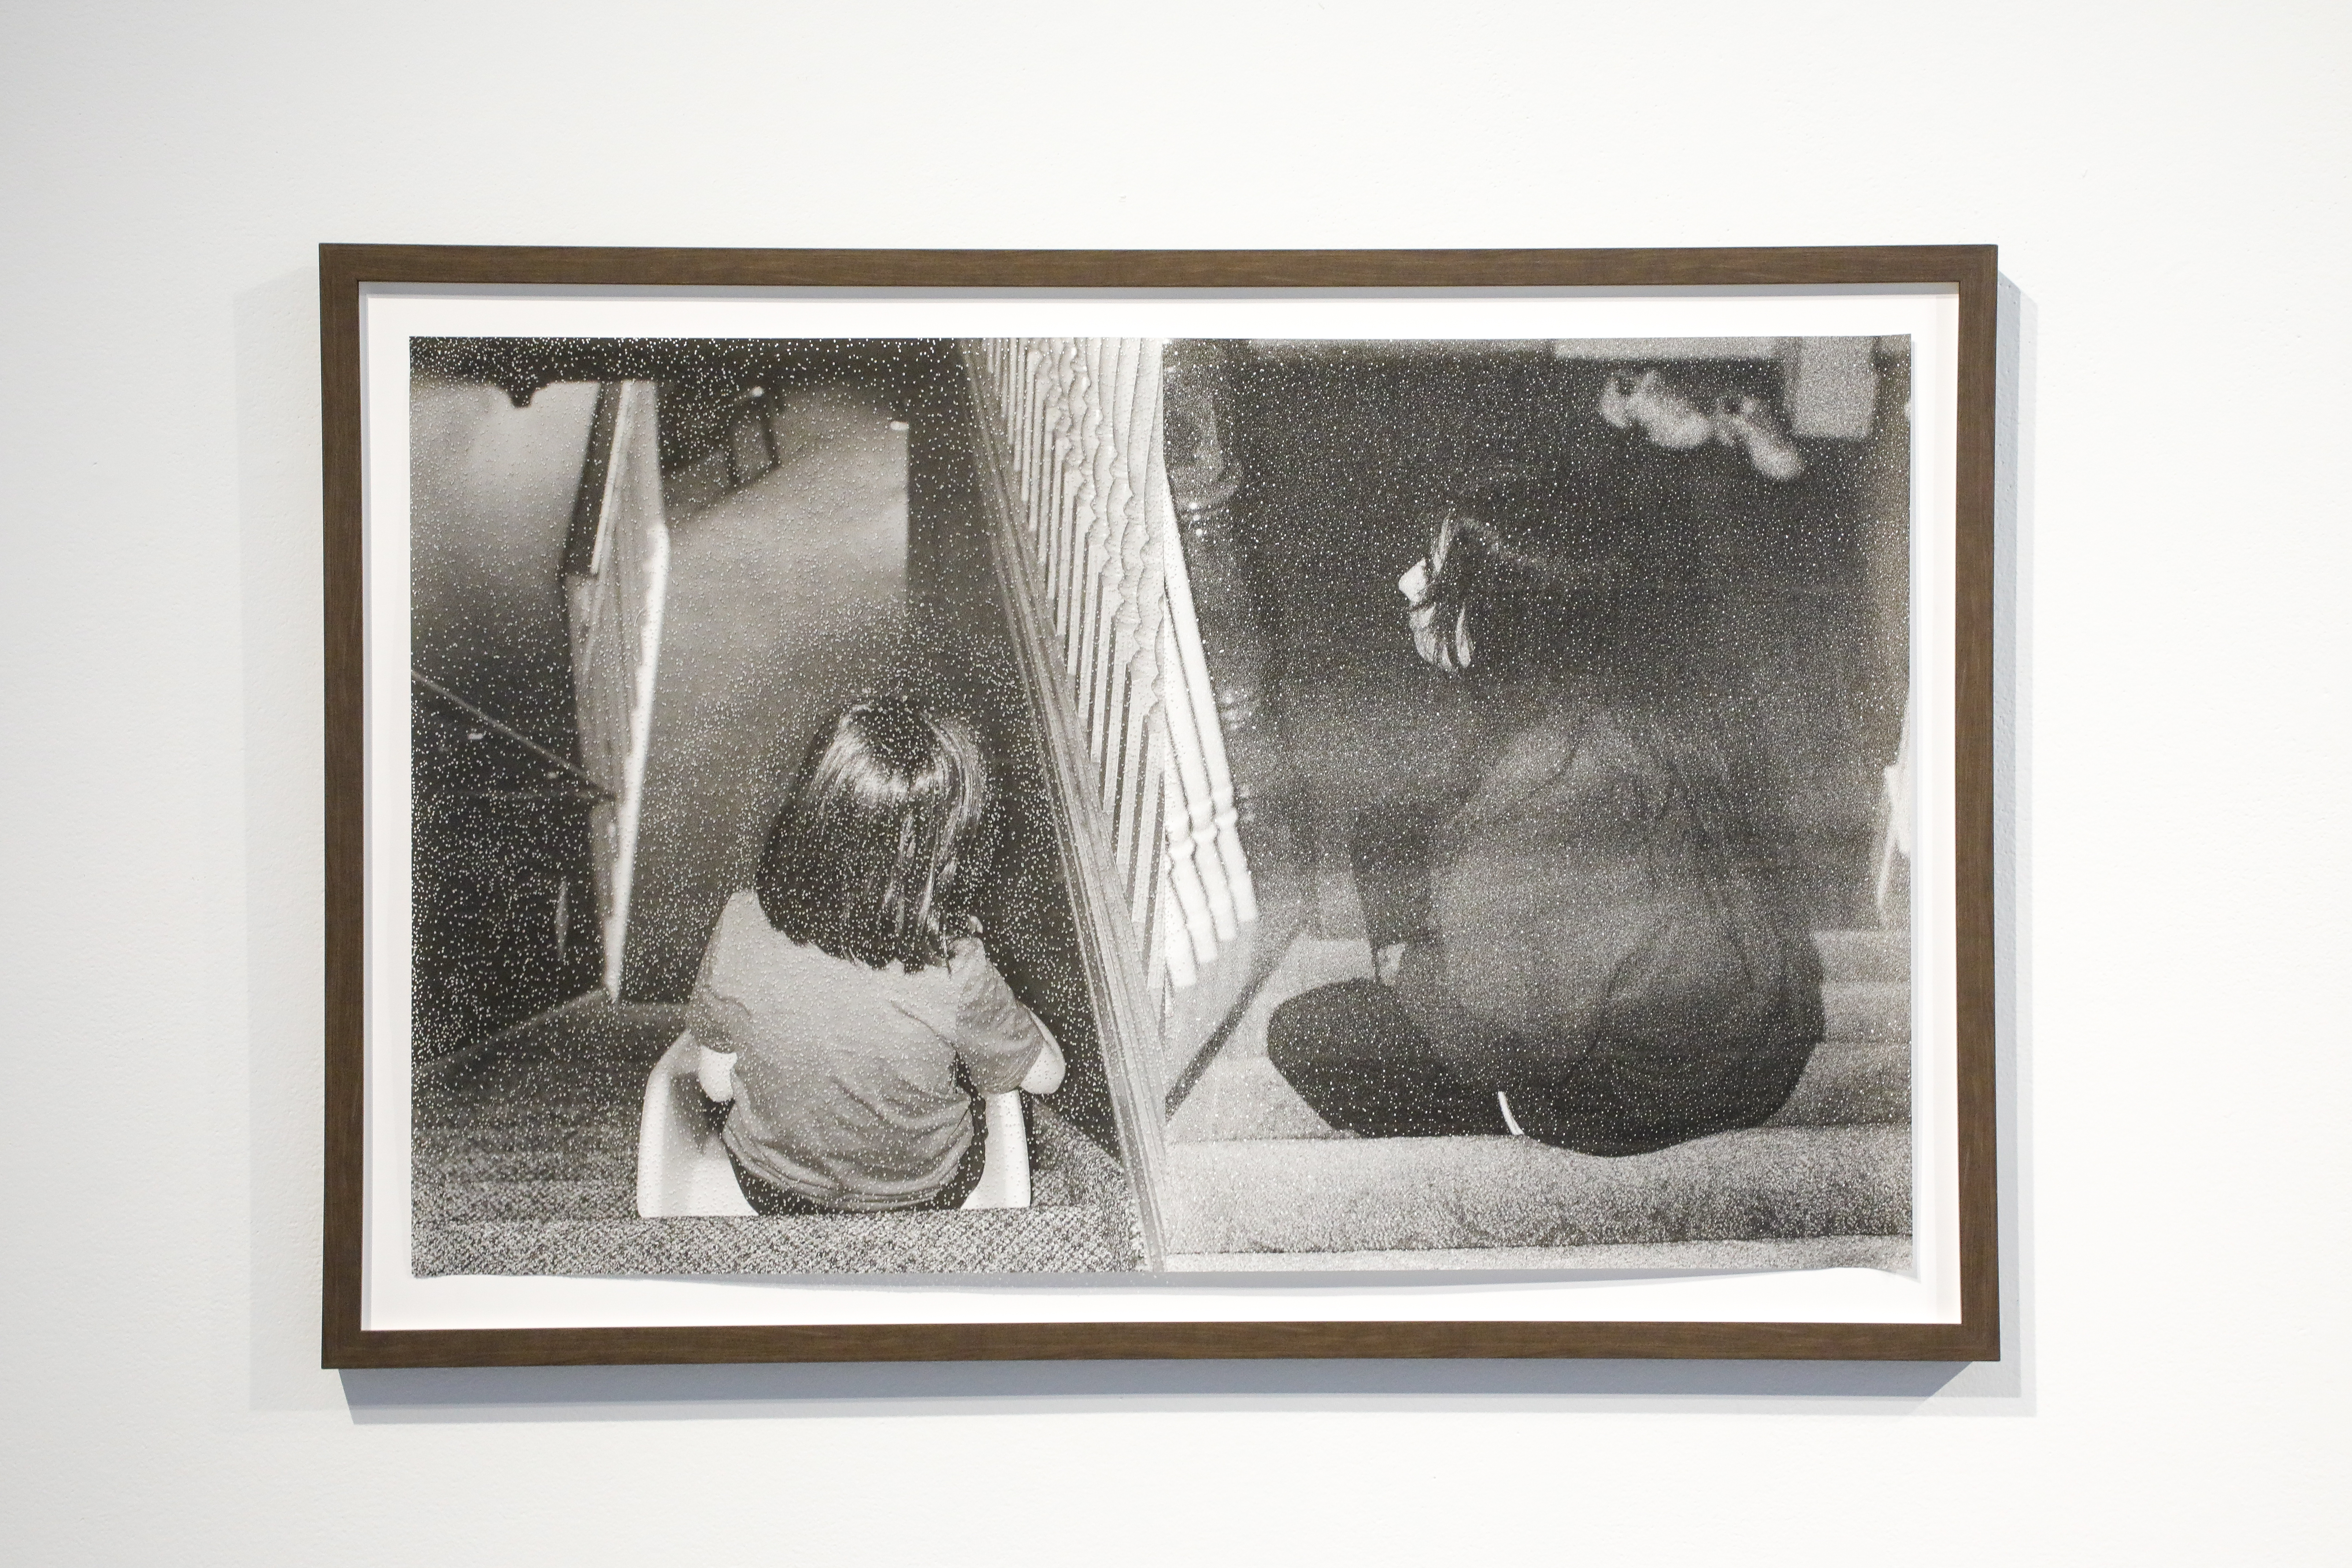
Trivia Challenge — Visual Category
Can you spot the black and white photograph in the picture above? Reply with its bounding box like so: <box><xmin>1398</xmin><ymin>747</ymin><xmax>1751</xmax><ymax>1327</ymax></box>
<box><xmin>37</xmin><ymin>0</ymin><xmax>2352</xmax><ymax>1552</ymax></box>
<box><xmin>403</xmin><ymin>326</ymin><xmax>1923</xmax><ymax>1284</ymax></box>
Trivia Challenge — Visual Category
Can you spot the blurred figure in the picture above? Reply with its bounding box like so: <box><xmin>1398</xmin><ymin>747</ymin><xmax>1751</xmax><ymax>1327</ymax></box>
<box><xmin>1267</xmin><ymin>464</ymin><xmax>1824</xmax><ymax>1156</ymax></box>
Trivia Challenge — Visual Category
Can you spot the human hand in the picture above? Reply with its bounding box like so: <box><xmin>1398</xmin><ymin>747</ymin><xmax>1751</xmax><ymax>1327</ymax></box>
<box><xmin>695</xmin><ymin>1043</ymin><xmax>738</xmax><ymax>1103</ymax></box>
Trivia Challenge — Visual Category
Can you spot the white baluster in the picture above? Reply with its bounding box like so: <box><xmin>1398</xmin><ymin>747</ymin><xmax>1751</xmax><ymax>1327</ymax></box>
<box><xmin>1049</xmin><ymin>342</ymin><xmax>1090</xmax><ymax>664</ymax></box>
<box><xmin>970</xmin><ymin>337</ymin><xmax>1259</xmax><ymax>995</ymax></box>
<box><xmin>1155</xmin><ymin>478</ymin><xmax>1259</xmax><ymax>929</ymax></box>
<box><xmin>1154</xmin><ymin>867</ymin><xmax>1195</xmax><ymax>991</ymax></box>
<box><xmin>1157</xmin><ymin>608</ymin><xmax>1238</xmax><ymax>945</ymax></box>
<box><xmin>1156</xmin><ymin>737</ymin><xmax>1221</xmax><ymax>972</ymax></box>
<box><xmin>1098</xmin><ymin>340</ymin><xmax>1148</xmax><ymax>816</ymax></box>
<box><xmin>1050</xmin><ymin>340</ymin><xmax>1082</xmax><ymax>615</ymax></box>
<box><xmin>1022</xmin><ymin>341</ymin><xmax>1053</xmax><ymax>545</ymax></box>
<box><xmin>1069</xmin><ymin>346</ymin><xmax>1115</xmax><ymax>764</ymax></box>
<box><xmin>1117</xmin><ymin>345</ymin><xmax>1171</xmax><ymax>923</ymax></box>
<box><xmin>1081</xmin><ymin>340</ymin><xmax>1124</xmax><ymax>772</ymax></box>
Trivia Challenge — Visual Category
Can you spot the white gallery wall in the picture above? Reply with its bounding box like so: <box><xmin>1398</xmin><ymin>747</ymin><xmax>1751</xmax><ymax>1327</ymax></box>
<box><xmin>2</xmin><ymin>1</ymin><xmax>2344</xmax><ymax>1561</ymax></box>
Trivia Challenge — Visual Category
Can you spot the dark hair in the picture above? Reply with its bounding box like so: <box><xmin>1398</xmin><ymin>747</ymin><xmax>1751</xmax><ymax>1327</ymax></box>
<box><xmin>1410</xmin><ymin>451</ymin><xmax>1696</xmax><ymax>693</ymax></box>
<box><xmin>1414</xmin><ymin>455</ymin><xmax>1793</xmax><ymax>881</ymax></box>
<box><xmin>755</xmin><ymin>701</ymin><xmax>994</xmax><ymax>971</ymax></box>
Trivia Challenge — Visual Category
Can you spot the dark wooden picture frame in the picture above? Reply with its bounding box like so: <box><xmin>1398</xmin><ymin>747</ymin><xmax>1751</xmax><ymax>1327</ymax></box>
<box><xmin>323</xmin><ymin>245</ymin><xmax>1998</xmax><ymax>1368</ymax></box>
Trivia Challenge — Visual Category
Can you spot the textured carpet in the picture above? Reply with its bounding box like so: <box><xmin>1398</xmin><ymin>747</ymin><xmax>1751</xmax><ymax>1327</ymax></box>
<box><xmin>411</xmin><ymin>997</ymin><xmax>1142</xmax><ymax>1277</ymax></box>
<box><xmin>1159</xmin><ymin>1123</ymin><xmax>1911</xmax><ymax>1256</ymax></box>
<box><xmin>411</xmin><ymin>921</ymin><xmax>1910</xmax><ymax>1273</ymax></box>
<box><xmin>414</xmin><ymin>1206</ymin><xmax>1133</xmax><ymax>1278</ymax></box>
<box><xmin>1163</xmin><ymin>1234</ymin><xmax>1914</xmax><ymax>1274</ymax></box>
<box><xmin>1159</xmin><ymin>928</ymin><xmax>1914</xmax><ymax>1264</ymax></box>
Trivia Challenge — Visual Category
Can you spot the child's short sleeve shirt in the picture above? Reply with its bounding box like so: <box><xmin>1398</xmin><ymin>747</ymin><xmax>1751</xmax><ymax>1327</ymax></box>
<box><xmin>948</xmin><ymin>935</ymin><xmax>1058</xmax><ymax>1094</ymax></box>
<box><xmin>690</xmin><ymin>892</ymin><xmax>1050</xmax><ymax>1209</ymax></box>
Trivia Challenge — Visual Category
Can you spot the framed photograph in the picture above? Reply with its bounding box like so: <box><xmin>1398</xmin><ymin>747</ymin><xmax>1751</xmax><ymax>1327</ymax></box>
<box><xmin>323</xmin><ymin>245</ymin><xmax>1997</xmax><ymax>1366</ymax></box>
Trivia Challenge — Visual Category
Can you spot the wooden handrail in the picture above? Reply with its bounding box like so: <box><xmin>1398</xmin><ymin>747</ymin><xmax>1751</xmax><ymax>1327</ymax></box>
<box><xmin>409</xmin><ymin>670</ymin><xmax>610</xmax><ymax>798</ymax></box>
<box><xmin>561</xmin><ymin>380</ymin><xmax>670</xmax><ymax>995</ymax></box>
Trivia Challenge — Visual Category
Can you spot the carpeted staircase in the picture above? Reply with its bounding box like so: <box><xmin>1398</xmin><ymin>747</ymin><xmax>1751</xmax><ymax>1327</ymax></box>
<box><xmin>412</xmin><ymin>943</ymin><xmax>1906</xmax><ymax>1277</ymax></box>
<box><xmin>412</xmin><ymin>998</ymin><xmax>1141</xmax><ymax>1276</ymax></box>
<box><xmin>1159</xmin><ymin>928</ymin><xmax>1912</xmax><ymax>1271</ymax></box>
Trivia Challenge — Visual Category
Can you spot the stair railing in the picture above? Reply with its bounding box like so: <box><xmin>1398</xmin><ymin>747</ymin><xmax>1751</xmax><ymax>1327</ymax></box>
<box><xmin>967</xmin><ymin>341</ymin><xmax>1260</xmax><ymax>1105</ymax></box>
<box><xmin>561</xmin><ymin>380</ymin><xmax>671</xmax><ymax>995</ymax></box>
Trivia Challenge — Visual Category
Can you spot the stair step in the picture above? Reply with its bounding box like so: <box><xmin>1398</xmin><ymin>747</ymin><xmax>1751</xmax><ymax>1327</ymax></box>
<box><xmin>1170</xmin><ymin>1056</ymin><xmax>1345</xmax><ymax>1143</ymax></box>
<box><xmin>1163</xmin><ymin>1233</ymin><xmax>1912</xmax><ymax>1274</ymax></box>
<box><xmin>412</xmin><ymin>1206</ymin><xmax>1135</xmax><ymax>1276</ymax></box>
<box><xmin>419</xmin><ymin>1101</ymin><xmax>1109</xmax><ymax>1225</ymax></box>
<box><xmin>1030</xmin><ymin>1167</ymin><xmax>1076</xmax><ymax>1207</ymax></box>
<box><xmin>1814</xmin><ymin>928</ymin><xmax>1909</xmax><ymax>983</ymax></box>
<box><xmin>1823</xmin><ymin>981</ymin><xmax>1909</xmax><ymax>1043</ymax></box>
<box><xmin>413</xmin><ymin>1143</ymin><xmax>631</xmax><ymax>1185</ymax></box>
<box><xmin>423</xmin><ymin>1172</ymin><xmax>1088</xmax><ymax>1223</ymax></box>
<box><xmin>1208</xmin><ymin>933</ymin><xmax>1907</xmax><ymax>1070</ymax></box>
<box><xmin>1160</xmin><ymin>1122</ymin><xmax>1910</xmax><ymax>1257</ymax></box>
<box><xmin>1217</xmin><ymin>937</ymin><xmax>1379</xmax><ymax>1063</ymax></box>
<box><xmin>417</xmin><ymin>1167</ymin><xmax>1090</xmax><ymax>1228</ymax></box>
<box><xmin>418</xmin><ymin>1178</ymin><xmax>635</xmax><ymax>1223</ymax></box>
<box><xmin>411</xmin><ymin>1098</ymin><xmax>640</xmax><ymax>1133</ymax></box>
<box><xmin>1172</xmin><ymin>1034</ymin><xmax>1907</xmax><ymax>1146</ymax></box>
<box><xmin>1764</xmin><ymin>1042</ymin><xmax>1909</xmax><ymax>1127</ymax></box>
<box><xmin>414</xmin><ymin>1122</ymin><xmax>637</xmax><ymax>1160</ymax></box>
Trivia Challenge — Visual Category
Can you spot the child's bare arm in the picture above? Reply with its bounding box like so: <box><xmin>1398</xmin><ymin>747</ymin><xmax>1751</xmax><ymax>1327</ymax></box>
<box><xmin>955</xmin><ymin>938</ymin><xmax>1066</xmax><ymax>1096</ymax></box>
<box><xmin>686</xmin><ymin>921</ymin><xmax>741</xmax><ymax>1103</ymax></box>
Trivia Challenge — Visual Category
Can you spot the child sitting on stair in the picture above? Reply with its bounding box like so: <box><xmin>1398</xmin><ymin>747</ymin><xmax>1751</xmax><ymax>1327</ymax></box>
<box><xmin>688</xmin><ymin>700</ymin><xmax>1064</xmax><ymax>1214</ymax></box>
